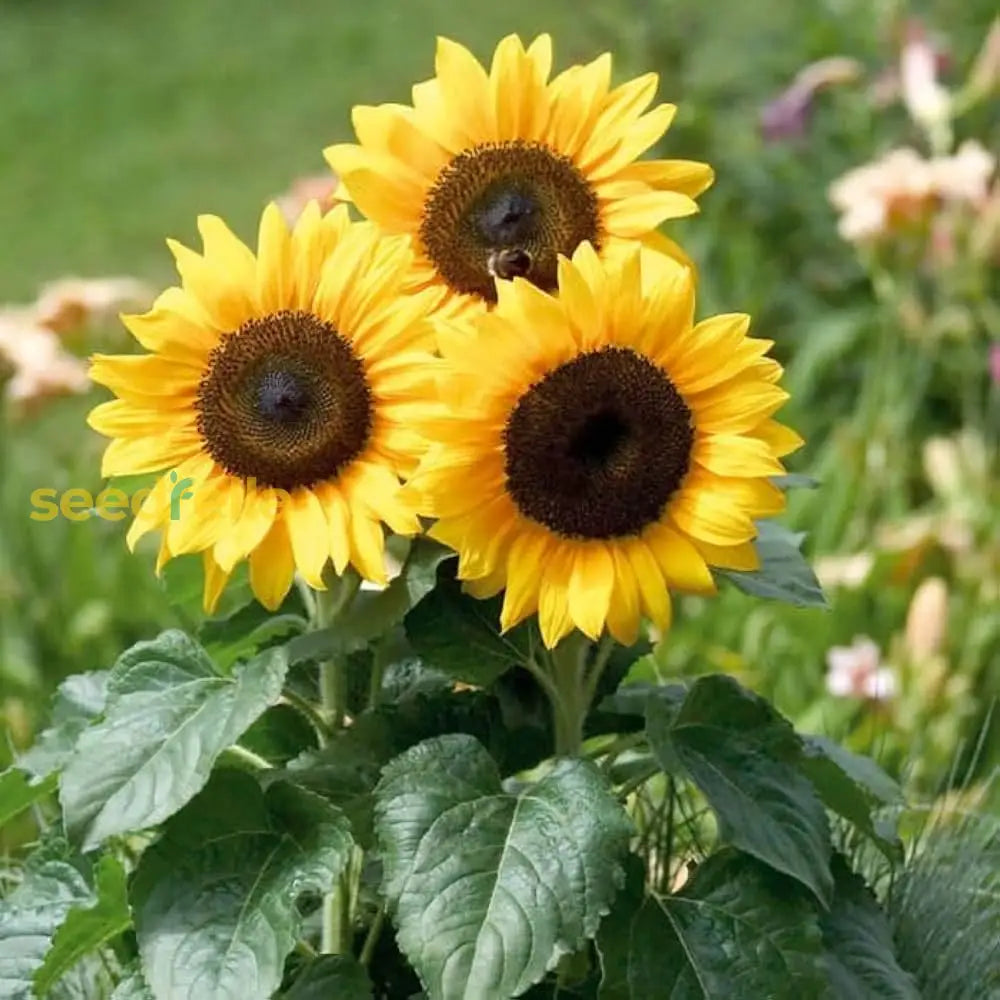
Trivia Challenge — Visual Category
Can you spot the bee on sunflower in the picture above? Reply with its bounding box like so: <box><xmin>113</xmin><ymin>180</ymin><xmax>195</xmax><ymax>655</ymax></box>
<box><xmin>325</xmin><ymin>34</ymin><xmax>713</xmax><ymax>318</ymax></box>
<box><xmin>408</xmin><ymin>244</ymin><xmax>802</xmax><ymax>649</ymax></box>
<box><xmin>87</xmin><ymin>203</ymin><xmax>436</xmax><ymax>612</ymax></box>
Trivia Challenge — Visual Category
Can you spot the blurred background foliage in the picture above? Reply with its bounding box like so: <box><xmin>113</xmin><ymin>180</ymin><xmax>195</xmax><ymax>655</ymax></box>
<box><xmin>1</xmin><ymin>0</ymin><xmax>997</xmax><ymax>821</ymax></box>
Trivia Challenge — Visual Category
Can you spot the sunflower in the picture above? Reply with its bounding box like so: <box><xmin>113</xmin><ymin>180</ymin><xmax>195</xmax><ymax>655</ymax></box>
<box><xmin>324</xmin><ymin>34</ymin><xmax>713</xmax><ymax>318</ymax></box>
<box><xmin>88</xmin><ymin>203</ymin><xmax>435</xmax><ymax>612</ymax></box>
<box><xmin>408</xmin><ymin>244</ymin><xmax>803</xmax><ymax>648</ymax></box>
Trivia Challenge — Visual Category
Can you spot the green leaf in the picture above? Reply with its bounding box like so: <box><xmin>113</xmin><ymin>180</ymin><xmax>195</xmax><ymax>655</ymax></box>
<box><xmin>375</xmin><ymin>734</ymin><xmax>633</xmax><ymax>1000</ymax></box>
<box><xmin>802</xmin><ymin>736</ymin><xmax>902</xmax><ymax>805</ymax></box>
<box><xmin>799</xmin><ymin>737</ymin><xmax>903</xmax><ymax>861</ymax></box>
<box><xmin>821</xmin><ymin>857</ymin><xmax>920</xmax><ymax>999</ymax></box>
<box><xmin>60</xmin><ymin>630</ymin><xmax>288</xmax><ymax>851</ymax></box>
<box><xmin>18</xmin><ymin>672</ymin><xmax>109</xmax><ymax>781</ymax></box>
<box><xmin>33</xmin><ymin>855</ymin><xmax>130</xmax><ymax>996</ymax></box>
<box><xmin>717</xmin><ymin>520</ymin><xmax>828</xmax><ymax>609</ymax></box>
<box><xmin>598</xmin><ymin>849</ymin><xmax>828</xmax><ymax>999</ymax></box>
<box><xmin>109</xmin><ymin>968</ymin><xmax>154</xmax><ymax>1000</ymax></box>
<box><xmin>0</xmin><ymin>850</ymin><xmax>93</xmax><ymax>998</ymax></box>
<box><xmin>647</xmin><ymin>675</ymin><xmax>833</xmax><ymax>905</ymax></box>
<box><xmin>202</xmin><ymin>610</ymin><xmax>307</xmax><ymax>672</ymax></box>
<box><xmin>0</xmin><ymin>768</ymin><xmax>56</xmax><ymax>829</ymax></box>
<box><xmin>239</xmin><ymin>704</ymin><xmax>318</xmax><ymax>766</ymax></box>
<box><xmin>282</xmin><ymin>955</ymin><xmax>373</xmax><ymax>999</ymax></box>
<box><xmin>403</xmin><ymin>572</ymin><xmax>536</xmax><ymax>686</ymax></box>
<box><xmin>132</xmin><ymin>769</ymin><xmax>353</xmax><ymax>1000</ymax></box>
<box><xmin>286</xmin><ymin>539</ymin><xmax>454</xmax><ymax>664</ymax></box>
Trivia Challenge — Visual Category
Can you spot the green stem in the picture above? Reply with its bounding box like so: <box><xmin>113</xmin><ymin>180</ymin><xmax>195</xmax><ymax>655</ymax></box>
<box><xmin>549</xmin><ymin>632</ymin><xmax>591</xmax><ymax>757</ymax></box>
<box><xmin>321</xmin><ymin>847</ymin><xmax>361</xmax><ymax>955</ymax></box>
<box><xmin>313</xmin><ymin>569</ymin><xmax>361</xmax><ymax>733</ymax></box>
<box><xmin>281</xmin><ymin>689</ymin><xmax>333</xmax><ymax>743</ymax></box>
<box><xmin>359</xmin><ymin>902</ymin><xmax>386</xmax><ymax>967</ymax></box>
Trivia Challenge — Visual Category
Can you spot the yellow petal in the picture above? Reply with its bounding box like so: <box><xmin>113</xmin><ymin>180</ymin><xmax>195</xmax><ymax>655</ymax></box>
<box><xmin>567</xmin><ymin>543</ymin><xmax>614</xmax><ymax>640</ymax></box>
<box><xmin>435</xmin><ymin>36</ymin><xmax>495</xmax><ymax>139</ymax></box>
<box><xmin>100</xmin><ymin>431</ymin><xmax>202</xmax><ymax>478</ymax></box>
<box><xmin>202</xmin><ymin>551</ymin><xmax>232</xmax><ymax>614</ymax></box>
<box><xmin>349</xmin><ymin>513</ymin><xmax>388</xmax><ymax>584</ymax></box>
<box><xmin>602</xmin><ymin>190</ymin><xmax>699</xmax><ymax>237</ymax></box>
<box><xmin>256</xmin><ymin>203</ymin><xmax>294</xmax><ymax>314</ymax></box>
<box><xmin>214</xmin><ymin>485</ymin><xmax>278</xmax><ymax>573</ymax></box>
<box><xmin>691</xmin><ymin>538</ymin><xmax>760</xmax><ymax>572</ymax></box>
<box><xmin>500</xmin><ymin>529</ymin><xmax>548</xmax><ymax>630</ymax></box>
<box><xmin>644</xmin><ymin>522</ymin><xmax>717</xmax><ymax>594</ymax></box>
<box><xmin>748</xmin><ymin>419</ymin><xmax>804</xmax><ymax>458</ymax></box>
<box><xmin>624</xmin><ymin>538</ymin><xmax>672</xmax><ymax>628</ymax></box>
<box><xmin>693</xmin><ymin>434</ymin><xmax>786</xmax><ymax>478</ymax></box>
<box><xmin>249</xmin><ymin>518</ymin><xmax>295</xmax><ymax>610</ymax></box>
<box><xmin>670</xmin><ymin>490</ymin><xmax>756</xmax><ymax>546</ymax></box>
<box><xmin>284</xmin><ymin>488</ymin><xmax>331</xmax><ymax>589</ymax></box>
<box><xmin>605</xmin><ymin>548</ymin><xmax>640</xmax><ymax>645</ymax></box>
<box><xmin>537</xmin><ymin>547</ymin><xmax>575</xmax><ymax>648</ymax></box>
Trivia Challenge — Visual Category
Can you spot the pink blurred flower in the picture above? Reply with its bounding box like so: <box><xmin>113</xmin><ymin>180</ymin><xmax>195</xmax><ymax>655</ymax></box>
<box><xmin>826</xmin><ymin>637</ymin><xmax>898</xmax><ymax>701</ymax></box>
<box><xmin>900</xmin><ymin>20</ymin><xmax>951</xmax><ymax>129</ymax></box>
<box><xmin>990</xmin><ymin>343</ymin><xmax>1000</xmax><ymax>384</ymax></box>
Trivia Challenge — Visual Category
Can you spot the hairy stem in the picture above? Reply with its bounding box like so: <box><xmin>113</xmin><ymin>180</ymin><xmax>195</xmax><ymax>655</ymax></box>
<box><xmin>313</xmin><ymin>569</ymin><xmax>361</xmax><ymax>733</ymax></box>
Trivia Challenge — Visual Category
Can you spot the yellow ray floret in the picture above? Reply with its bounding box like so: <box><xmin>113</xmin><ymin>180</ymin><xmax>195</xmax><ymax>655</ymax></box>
<box><xmin>407</xmin><ymin>244</ymin><xmax>803</xmax><ymax>648</ymax></box>
<box><xmin>88</xmin><ymin>203</ymin><xmax>437</xmax><ymax>612</ymax></box>
<box><xmin>325</xmin><ymin>34</ymin><xmax>713</xmax><ymax>318</ymax></box>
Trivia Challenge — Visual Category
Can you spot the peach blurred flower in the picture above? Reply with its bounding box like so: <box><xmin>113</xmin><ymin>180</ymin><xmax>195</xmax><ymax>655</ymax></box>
<box><xmin>275</xmin><ymin>173</ymin><xmax>338</xmax><ymax>226</ymax></box>
<box><xmin>0</xmin><ymin>311</ymin><xmax>89</xmax><ymax>415</ymax></box>
<box><xmin>826</xmin><ymin>636</ymin><xmax>898</xmax><ymax>701</ymax></box>
<box><xmin>829</xmin><ymin>142</ymin><xmax>996</xmax><ymax>243</ymax></box>
<box><xmin>34</xmin><ymin>276</ymin><xmax>153</xmax><ymax>336</ymax></box>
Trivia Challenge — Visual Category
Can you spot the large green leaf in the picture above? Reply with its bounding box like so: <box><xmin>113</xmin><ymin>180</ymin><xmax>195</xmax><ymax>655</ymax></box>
<box><xmin>717</xmin><ymin>520</ymin><xmax>828</xmax><ymax>609</ymax></box>
<box><xmin>286</xmin><ymin>539</ymin><xmax>454</xmax><ymax>664</ymax></box>
<box><xmin>109</xmin><ymin>968</ymin><xmax>155</xmax><ymax>1000</ymax></box>
<box><xmin>60</xmin><ymin>631</ymin><xmax>287</xmax><ymax>851</ymax></box>
<box><xmin>0</xmin><ymin>768</ymin><xmax>56</xmax><ymax>829</ymax></box>
<box><xmin>375</xmin><ymin>734</ymin><xmax>632</xmax><ymax>1000</ymax></box>
<box><xmin>821</xmin><ymin>857</ymin><xmax>920</xmax><ymax>999</ymax></box>
<box><xmin>282</xmin><ymin>955</ymin><xmax>373</xmax><ymax>999</ymax></box>
<box><xmin>598</xmin><ymin>849</ymin><xmax>828</xmax><ymax>999</ymax></box>
<box><xmin>799</xmin><ymin>737</ymin><xmax>903</xmax><ymax>861</ymax></box>
<box><xmin>33</xmin><ymin>855</ymin><xmax>130</xmax><ymax>996</ymax></box>
<box><xmin>17</xmin><ymin>672</ymin><xmax>109</xmax><ymax>781</ymax></box>
<box><xmin>132</xmin><ymin>769</ymin><xmax>353</xmax><ymax>1000</ymax></box>
<box><xmin>0</xmin><ymin>850</ymin><xmax>93</xmax><ymax>998</ymax></box>
<box><xmin>646</xmin><ymin>675</ymin><xmax>833</xmax><ymax>904</ymax></box>
<box><xmin>403</xmin><ymin>573</ymin><xmax>536</xmax><ymax>686</ymax></box>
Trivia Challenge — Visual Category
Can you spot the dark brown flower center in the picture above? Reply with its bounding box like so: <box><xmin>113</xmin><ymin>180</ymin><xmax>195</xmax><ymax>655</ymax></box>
<box><xmin>196</xmin><ymin>310</ymin><xmax>372</xmax><ymax>491</ymax></box>
<box><xmin>419</xmin><ymin>141</ymin><xmax>602</xmax><ymax>303</ymax></box>
<box><xmin>503</xmin><ymin>347</ymin><xmax>693</xmax><ymax>539</ymax></box>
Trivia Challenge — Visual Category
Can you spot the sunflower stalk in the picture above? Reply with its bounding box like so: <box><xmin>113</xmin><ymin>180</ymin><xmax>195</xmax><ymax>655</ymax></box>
<box><xmin>547</xmin><ymin>632</ymin><xmax>615</xmax><ymax>756</ymax></box>
<box><xmin>313</xmin><ymin>567</ymin><xmax>362</xmax><ymax>733</ymax></box>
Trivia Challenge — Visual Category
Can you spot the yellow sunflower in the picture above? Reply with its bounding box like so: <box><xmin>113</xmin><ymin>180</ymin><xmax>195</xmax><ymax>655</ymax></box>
<box><xmin>408</xmin><ymin>243</ymin><xmax>803</xmax><ymax>648</ymax></box>
<box><xmin>324</xmin><ymin>34</ymin><xmax>713</xmax><ymax>318</ymax></box>
<box><xmin>88</xmin><ymin>203</ymin><xmax>436</xmax><ymax>612</ymax></box>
